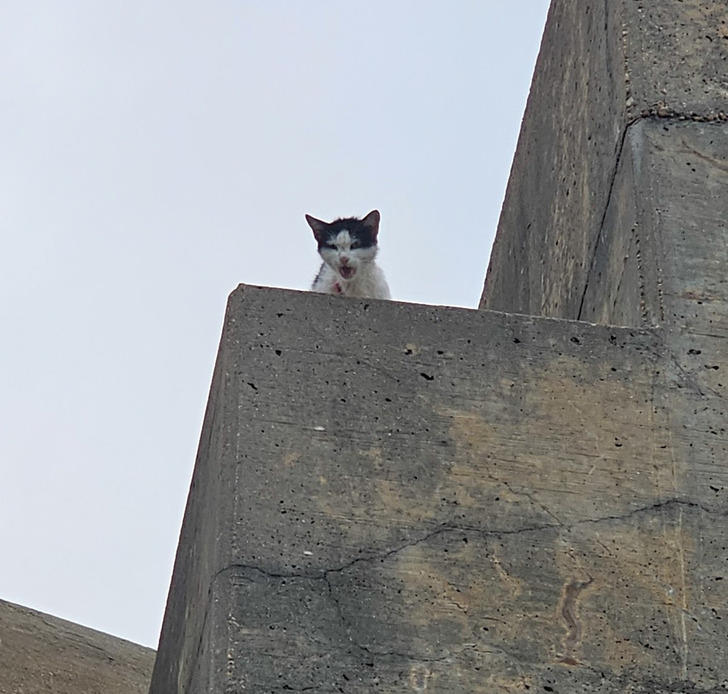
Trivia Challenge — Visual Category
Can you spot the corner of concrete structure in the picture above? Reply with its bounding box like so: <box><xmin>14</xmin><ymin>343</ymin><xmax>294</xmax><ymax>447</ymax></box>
<box><xmin>481</xmin><ymin>0</ymin><xmax>728</xmax><ymax>323</ymax></box>
<box><xmin>151</xmin><ymin>284</ymin><xmax>728</xmax><ymax>691</ymax></box>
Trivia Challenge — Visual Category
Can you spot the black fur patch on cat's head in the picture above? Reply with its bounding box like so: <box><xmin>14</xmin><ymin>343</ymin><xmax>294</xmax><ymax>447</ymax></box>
<box><xmin>305</xmin><ymin>209</ymin><xmax>380</xmax><ymax>249</ymax></box>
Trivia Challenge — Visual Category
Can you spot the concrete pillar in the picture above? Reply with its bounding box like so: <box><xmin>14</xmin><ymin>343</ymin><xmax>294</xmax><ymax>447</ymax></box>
<box><xmin>482</xmin><ymin>0</ymin><xmax>728</xmax><ymax>324</ymax></box>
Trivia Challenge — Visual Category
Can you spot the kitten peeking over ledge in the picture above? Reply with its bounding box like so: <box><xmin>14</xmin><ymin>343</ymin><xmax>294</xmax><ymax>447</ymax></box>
<box><xmin>306</xmin><ymin>209</ymin><xmax>391</xmax><ymax>300</ymax></box>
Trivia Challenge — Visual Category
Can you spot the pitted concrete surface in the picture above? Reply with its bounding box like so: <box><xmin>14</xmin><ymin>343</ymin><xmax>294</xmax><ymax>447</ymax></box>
<box><xmin>151</xmin><ymin>286</ymin><xmax>728</xmax><ymax>692</ymax></box>
<box><xmin>481</xmin><ymin>0</ymin><xmax>728</xmax><ymax>322</ymax></box>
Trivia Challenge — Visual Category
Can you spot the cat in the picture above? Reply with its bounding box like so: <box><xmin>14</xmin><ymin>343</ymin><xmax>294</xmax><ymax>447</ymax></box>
<box><xmin>306</xmin><ymin>209</ymin><xmax>391</xmax><ymax>299</ymax></box>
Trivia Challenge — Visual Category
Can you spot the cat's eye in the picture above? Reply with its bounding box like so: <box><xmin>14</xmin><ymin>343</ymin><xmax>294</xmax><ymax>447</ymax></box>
<box><xmin>351</xmin><ymin>240</ymin><xmax>361</xmax><ymax>249</ymax></box>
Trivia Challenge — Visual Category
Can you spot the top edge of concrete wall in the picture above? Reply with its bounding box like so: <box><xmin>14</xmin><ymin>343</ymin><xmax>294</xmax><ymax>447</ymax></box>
<box><xmin>480</xmin><ymin>0</ymin><xmax>728</xmax><ymax>320</ymax></box>
<box><xmin>0</xmin><ymin>598</ymin><xmax>155</xmax><ymax>694</ymax></box>
<box><xmin>227</xmin><ymin>283</ymin><xmax>657</xmax><ymax>330</ymax></box>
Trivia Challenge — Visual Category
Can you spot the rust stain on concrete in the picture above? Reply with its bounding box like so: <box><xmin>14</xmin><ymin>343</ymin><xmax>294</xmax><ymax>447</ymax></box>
<box><xmin>557</xmin><ymin>575</ymin><xmax>594</xmax><ymax>664</ymax></box>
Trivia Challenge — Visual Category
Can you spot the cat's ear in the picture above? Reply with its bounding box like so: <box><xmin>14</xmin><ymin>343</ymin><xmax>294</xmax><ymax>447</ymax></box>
<box><xmin>305</xmin><ymin>214</ymin><xmax>328</xmax><ymax>243</ymax></box>
<box><xmin>361</xmin><ymin>209</ymin><xmax>381</xmax><ymax>240</ymax></box>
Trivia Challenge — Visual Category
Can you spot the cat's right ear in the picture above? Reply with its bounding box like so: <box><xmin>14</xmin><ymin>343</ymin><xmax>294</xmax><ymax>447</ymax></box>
<box><xmin>305</xmin><ymin>214</ymin><xmax>328</xmax><ymax>243</ymax></box>
<box><xmin>361</xmin><ymin>209</ymin><xmax>381</xmax><ymax>241</ymax></box>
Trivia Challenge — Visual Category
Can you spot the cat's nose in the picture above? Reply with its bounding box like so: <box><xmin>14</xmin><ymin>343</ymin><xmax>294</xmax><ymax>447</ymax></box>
<box><xmin>340</xmin><ymin>256</ymin><xmax>349</xmax><ymax>265</ymax></box>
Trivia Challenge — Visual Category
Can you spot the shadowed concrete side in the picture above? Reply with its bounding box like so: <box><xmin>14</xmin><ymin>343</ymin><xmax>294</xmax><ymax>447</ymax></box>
<box><xmin>481</xmin><ymin>0</ymin><xmax>728</xmax><ymax>321</ymax></box>
<box><xmin>150</xmin><ymin>285</ymin><xmax>727</xmax><ymax>692</ymax></box>
<box><xmin>0</xmin><ymin>599</ymin><xmax>154</xmax><ymax>694</ymax></box>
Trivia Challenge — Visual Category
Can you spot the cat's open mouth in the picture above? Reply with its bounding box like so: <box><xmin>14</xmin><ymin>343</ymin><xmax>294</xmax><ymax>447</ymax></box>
<box><xmin>339</xmin><ymin>266</ymin><xmax>355</xmax><ymax>279</ymax></box>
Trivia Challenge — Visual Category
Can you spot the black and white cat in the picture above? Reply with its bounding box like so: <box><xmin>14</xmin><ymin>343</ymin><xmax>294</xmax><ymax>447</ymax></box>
<box><xmin>306</xmin><ymin>209</ymin><xmax>391</xmax><ymax>299</ymax></box>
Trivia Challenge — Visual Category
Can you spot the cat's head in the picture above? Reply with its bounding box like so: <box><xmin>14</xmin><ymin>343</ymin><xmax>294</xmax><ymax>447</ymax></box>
<box><xmin>305</xmin><ymin>209</ymin><xmax>380</xmax><ymax>281</ymax></box>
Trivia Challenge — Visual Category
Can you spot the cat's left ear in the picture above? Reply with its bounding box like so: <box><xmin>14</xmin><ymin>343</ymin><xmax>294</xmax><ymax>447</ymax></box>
<box><xmin>305</xmin><ymin>214</ymin><xmax>328</xmax><ymax>243</ymax></box>
<box><xmin>361</xmin><ymin>210</ymin><xmax>381</xmax><ymax>240</ymax></box>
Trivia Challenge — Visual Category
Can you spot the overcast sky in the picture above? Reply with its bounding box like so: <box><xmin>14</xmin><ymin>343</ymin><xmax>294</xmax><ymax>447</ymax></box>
<box><xmin>0</xmin><ymin>2</ymin><xmax>550</xmax><ymax>648</ymax></box>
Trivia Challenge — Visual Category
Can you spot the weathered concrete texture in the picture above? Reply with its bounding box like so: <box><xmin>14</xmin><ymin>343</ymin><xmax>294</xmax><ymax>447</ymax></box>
<box><xmin>577</xmin><ymin>119</ymin><xmax>728</xmax><ymax>507</ymax></box>
<box><xmin>576</xmin><ymin>123</ymin><xmax>659</xmax><ymax>329</ymax></box>
<box><xmin>480</xmin><ymin>0</ymin><xmax>625</xmax><ymax>319</ymax></box>
<box><xmin>150</xmin><ymin>285</ymin><xmax>728</xmax><ymax>693</ymax></box>
<box><xmin>481</xmin><ymin>0</ymin><xmax>728</xmax><ymax>320</ymax></box>
<box><xmin>477</xmin><ymin>0</ymin><xmax>728</xmax><ymax>682</ymax></box>
<box><xmin>0</xmin><ymin>598</ymin><xmax>155</xmax><ymax>694</ymax></box>
<box><xmin>607</xmin><ymin>122</ymin><xmax>728</xmax><ymax>686</ymax></box>
<box><xmin>624</xmin><ymin>1</ymin><xmax>728</xmax><ymax>120</ymax></box>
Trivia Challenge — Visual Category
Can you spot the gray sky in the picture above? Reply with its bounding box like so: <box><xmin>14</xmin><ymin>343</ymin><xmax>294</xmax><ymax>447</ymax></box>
<box><xmin>0</xmin><ymin>2</ymin><xmax>550</xmax><ymax>648</ymax></box>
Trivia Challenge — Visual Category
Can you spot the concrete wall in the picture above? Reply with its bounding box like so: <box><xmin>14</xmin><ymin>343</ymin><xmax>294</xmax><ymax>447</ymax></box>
<box><xmin>0</xmin><ymin>598</ymin><xmax>154</xmax><ymax>694</ymax></box>
<box><xmin>150</xmin><ymin>285</ymin><xmax>728</xmax><ymax>692</ymax></box>
<box><xmin>481</xmin><ymin>0</ymin><xmax>728</xmax><ymax>322</ymax></box>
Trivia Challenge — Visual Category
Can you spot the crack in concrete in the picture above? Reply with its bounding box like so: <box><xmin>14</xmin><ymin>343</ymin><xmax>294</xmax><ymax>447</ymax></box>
<box><xmin>577</xmin><ymin>101</ymin><xmax>728</xmax><ymax>327</ymax></box>
<box><xmin>215</xmin><ymin>521</ymin><xmax>556</xmax><ymax>587</ymax></box>
<box><xmin>576</xmin><ymin>108</ymin><xmax>634</xmax><ymax>323</ymax></box>
<box><xmin>486</xmin><ymin>468</ymin><xmax>566</xmax><ymax>527</ymax></box>
<box><xmin>322</xmin><ymin>571</ymin><xmax>491</xmax><ymax>665</ymax></box>
<box><xmin>212</xmin><ymin>499</ymin><xmax>721</xmax><ymax>678</ymax></box>
<box><xmin>216</xmin><ymin>497</ymin><xmax>722</xmax><ymax>587</ymax></box>
<box><xmin>575</xmin><ymin>497</ymin><xmax>719</xmax><ymax>527</ymax></box>
<box><xmin>211</xmin><ymin>499</ymin><xmax>728</xmax><ymax>604</ymax></box>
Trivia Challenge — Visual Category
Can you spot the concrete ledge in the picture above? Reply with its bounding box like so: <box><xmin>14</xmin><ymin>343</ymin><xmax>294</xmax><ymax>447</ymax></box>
<box><xmin>150</xmin><ymin>286</ymin><xmax>728</xmax><ymax>692</ymax></box>
<box><xmin>0</xmin><ymin>599</ymin><xmax>154</xmax><ymax>694</ymax></box>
